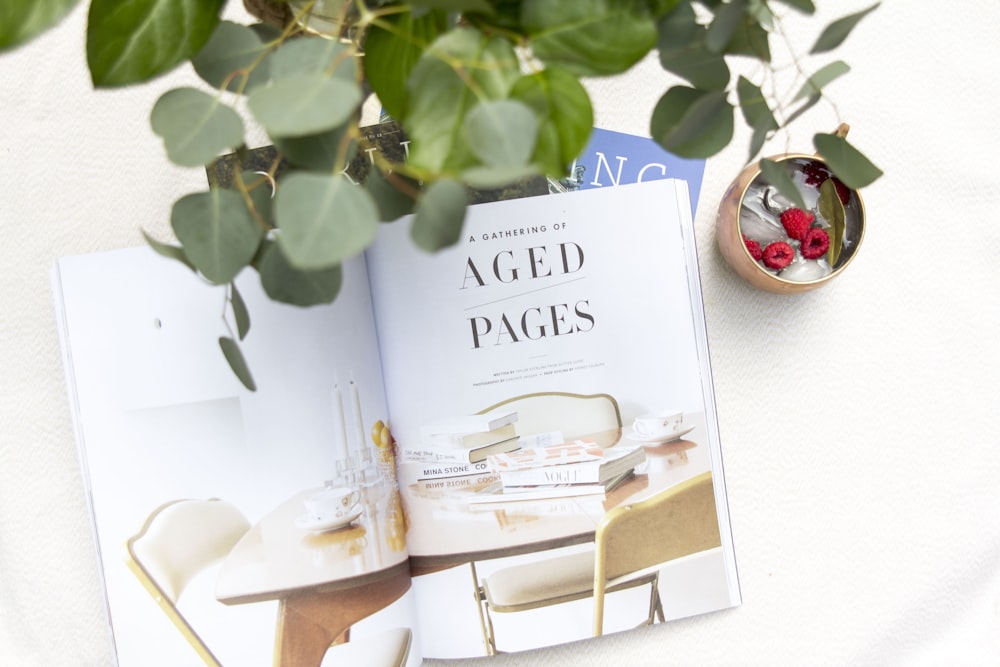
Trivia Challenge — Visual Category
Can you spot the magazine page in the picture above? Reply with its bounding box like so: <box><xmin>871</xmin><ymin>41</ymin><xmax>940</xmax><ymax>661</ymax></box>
<box><xmin>52</xmin><ymin>247</ymin><xmax>420</xmax><ymax>666</ymax></box>
<box><xmin>366</xmin><ymin>179</ymin><xmax>740</xmax><ymax>658</ymax></box>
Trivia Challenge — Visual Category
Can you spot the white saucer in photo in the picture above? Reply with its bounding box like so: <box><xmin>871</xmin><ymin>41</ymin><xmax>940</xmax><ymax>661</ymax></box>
<box><xmin>295</xmin><ymin>505</ymin><xmax>363</xmax><ymax>532</ymax></box>
<box><xmin>626</xmin><ymin>423</ymin><xmax>695</xmax><ymax>445</ymax></box>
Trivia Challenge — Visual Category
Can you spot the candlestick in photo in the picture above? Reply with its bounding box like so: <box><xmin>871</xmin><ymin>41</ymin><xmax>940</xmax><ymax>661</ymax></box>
<box><xmin>333</xmin><ymin>382</ymin><xmax>349</xmax><ymax>462</ymax></box>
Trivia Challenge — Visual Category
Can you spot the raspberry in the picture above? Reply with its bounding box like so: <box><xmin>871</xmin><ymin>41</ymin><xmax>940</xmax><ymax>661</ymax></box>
<box><xmin>800</xmin><ymin>227</ymin><xmax>830</xmax><ymax>259</ymax></box>
<box><xmin>802</xmin><ymin>161</ymin><xmax>830</xmax><ymax>187</ymax></box>
<box><xmin>762</xmin><ymin>241</ymin><xmax>794</xmax><ymax>270</ymax></box>
<box><xmin>801</xmin><ymin>160</ymin><xmax>851</xmax><ymax>205</ymax></box>
<box><xmin>780</xmin><ymin>208</ymin><xmax>814</xmax><ymax>241</ymax></box>
<box><xmin>743</xmin><ymin>234</ymin><xmax>763</xmax><ymax>261</ymax></box>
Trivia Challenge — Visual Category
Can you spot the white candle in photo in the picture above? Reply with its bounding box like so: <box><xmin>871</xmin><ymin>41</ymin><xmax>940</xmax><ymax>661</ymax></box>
<box><xmin>350</xmin><ymin>377</ymin><xmax>366</xmax><ymax>455</ymax></box>
<box><xmin>333</xmin><ymin>384</ymin><xmax>349</xmax><ymax>461</ymax></box>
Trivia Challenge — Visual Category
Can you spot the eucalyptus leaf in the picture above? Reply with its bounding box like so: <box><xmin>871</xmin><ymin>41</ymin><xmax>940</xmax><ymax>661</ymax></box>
<box><xmin>0</xmin><ymin>0</ymin><xmax>80</xmax><ymax>52</ymax></box>
<box><xmin>818</xmin><ymin>179</ymin><xmax>846</xmax><ymax>266</ymax></box>
<box><xmin>722</xmin><ymin>14</ymin><xmax>771</xmax><ymax>61</ymax></box>
<box><xmin>171</xmin><ymin>189</ymin><xmax>264</xmax><ymax>284</ymax></box>
<box><xmin>229</xmin><ymin>283</ymin><xmax>251</xmax><ymax>340</ymax></box>
<box><xmin>248</xmin><ymin>72</ymin><xmax>362</xmax><ymax>138</ymax></box>
<box><xmin>275</xmin><ymin>172</ymin><xmax>379</xmax><ymax>269</ymax></box>
<box><xmin>705</xmin><ymin>0</ymin><xmax>746</xmax><ymax>53</ymax></box>
<box><xmin>410</xmin><ymin>0</ymin><xmax>492</xmax><ymax>10</ymax></box>
<box><xmin>759</xmin><ymin>158</ymin><xmax>807</xmax><ymax>211</ymax></box>
<box><xmin>87</xmin><ymin>0</ymin><xmax>225</xmax><ymax>87</ymax></box>
<box><xmin>364</xmin><ymin>9</ymin><xmax>449</xmax><ymax>120</ymax></box>
<box><xmin>365</xmin><ymin>168</ymin><xmax>419</xmax><ymax>222</ymax></box>
<box><xmin>406</xmin><ymin>27</ymin><xmax>520</xmax><ymax>174</ymax></box>
<box><xmin>769</xmin><ymin>0</ymin><xmax>815</xmax><ymax>13</ymax></box>
<box><xmin>510</xmin><ymin>67</ymin><xmax>593</xmax><ymax>176</ymax></box>
<box><xmin>239</xmin><ymin>170</ymin><xmax>275</xmax><ymax>228</ymax></box>
<box><xmin>270</xmin><ymin>37</ymin><xmax>356</xmax><ymax>82</ymax></box>
<box><xmin>813</xmin><ymin>133</ymin><xmax>883</xmax><ymax>189</ymax></box>
<box><xmin>192</xmin><ymin>21</ymin><xmax>270</xmax><ymax>93</ymax></box>
<box><xmin>463</xmin><ymin>100</ymin><xmax>538</xmax><ymax>168</ymax></box>
<box><xmin>461</xmin><ymin>165</ymin><xmax>539</xmax><ymax>189</ymax></box>
<box><xmin>811</xmin><ymin>3</ymin><xmax>879</xmax><ymax>54</ymax></box>
<box><xmin>151</xmin><ymin>87</ymin><xmax>244</xmax><ymax>167</ymax></box>
<box><xmin>141</xmin><ymin>229</ymin><xmax>195</xmax><ymax>272</ymax></box>
<box><xmin>411</xmin><ymin>179</ymin><xmax>468</xmax><ymax>251</ymax></box>
<box><xmin>657</xmin><ymin>3</ymin><xmax>730</xmax><ymax>91</ymax></box>
<box><xmin>524</xmin><ymin>0</ymin><xmax>657</xmax><ymax>76</ymax></box>
<box><xmin>273</xmin><ymin>123</ymin><xmax>357</xmax><ymax>171</ymax></box>
<box><xmin>793</xmin><ymin>60</ymin><xmax>849</xmax><ymax>102</ymax></box>
<box><xmin>257</xmin><ymin>242</ymin><xmax>344</xmax><ymax>306</ymax></box>
<box><xmin>650</xmin><ymin>87</ymin><xmax>733</xmax><ymax>158</ymax></box>
<box><xmin>736</xmin><ymin>76</ymin><xmax>777</xmax><ymax>160</ymax></box>
<box><xmin>219</xmin><ymin>336</ymin><xmax>256</xmax><ymax>391</ymax></box>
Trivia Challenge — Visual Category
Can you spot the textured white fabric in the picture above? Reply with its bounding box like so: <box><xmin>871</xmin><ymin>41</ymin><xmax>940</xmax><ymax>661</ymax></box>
<box><xmin>1</xmin><ymin>1</ymin><xmax>998</xmax><ymax>666</ymax></box>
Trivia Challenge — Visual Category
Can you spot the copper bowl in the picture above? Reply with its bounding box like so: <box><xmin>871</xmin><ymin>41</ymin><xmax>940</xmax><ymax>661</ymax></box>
<box><xmin>716</xmin><ymin>146</ymin><xmax>866</xmax><ymax>294</ymax></box>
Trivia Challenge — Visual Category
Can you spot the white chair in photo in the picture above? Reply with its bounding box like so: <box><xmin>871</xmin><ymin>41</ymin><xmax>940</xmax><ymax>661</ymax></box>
<box><xmin>125</xmin><ymin>498</ymin><xmax>413</xmax><ymax>667</ymax></box>
<box><xmin>475</xmin><ymin>471</ymin><xmax>721</xmax><ymax>653</ymax></box>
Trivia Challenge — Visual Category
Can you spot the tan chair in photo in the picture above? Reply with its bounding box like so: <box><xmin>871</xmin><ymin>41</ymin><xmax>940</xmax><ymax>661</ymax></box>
<box><xmin>475</xmin><ymin>471</ymin><xmax>721</xmax><ymax>652</ymax></box>
<box><xmin>478</xmin><ymin>391</ymin><xmax>622</xmax><ymax>441</ymax></box>
<box><xmin>125</xmin><ymin>498</ymin><xmax>413</xmax><ymax>667</ymax></box>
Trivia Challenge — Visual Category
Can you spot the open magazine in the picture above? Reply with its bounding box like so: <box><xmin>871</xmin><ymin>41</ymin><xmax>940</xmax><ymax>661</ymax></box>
<box><xmin>54</xmin><ymin>149</ymin><xmax>738</xmax><ymax>665</ymax></box>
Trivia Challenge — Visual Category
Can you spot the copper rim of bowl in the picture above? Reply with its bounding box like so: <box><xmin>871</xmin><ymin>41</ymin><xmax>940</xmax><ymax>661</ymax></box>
<box><xmin>731</xmin><ymin>152</ymin><xmax>867</xmax><ymax>289</ymax></box>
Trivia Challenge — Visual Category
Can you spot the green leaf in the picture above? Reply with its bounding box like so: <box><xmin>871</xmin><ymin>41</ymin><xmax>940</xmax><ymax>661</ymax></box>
<box><xmin>657</xmin><ymin>3</ymin><xmax>730</xmax><ymax>90</ymax></box>
<box><xmin>463</xmin><ymin>100</ymin><xmax>538</xmax><ymax>168</ymax></box>
<box><xmin>273</xmin><ymin>123</ymin><xmax>358</xmax><ymax>171</ymax></box>
<box><xmin>650</xmin><ymin>87</ymin><xmax>733</xmax><ymax>158</ymax></box>
<box><xmin>151</xmin><ymin>88</ymin><xmax>244</xmax><ymax>167</ymax></box>
<box><xmin>811</xmin><ymin>3</ymin><xmax>879</xmax><ymax>54</ymax></box>
<box><xmin>793</xmin><ymin>60</ymin><xmax>850</xmax><ymax>102</ymax></box>
<box><xmin>239</xmin><ymin>170</ymin><xmax>276</xmax><ymax>228</ymax></box>
<box><xmin>365</xmin><ymin>168</ymin><xmax>419</xmax><ymax>222</ymax></box>
<box><xmin>461</xmin><ymin>165</ymin><xmax>539</xmax><ymax>189</ymax></box>
<box><xmin>722</xmin><ymin>14</ymin><xmax>771</xmax><ymax>61</ymax></box>
<box><xmin>270</xmin><ymin>36</ymin><xmax>356</xmax><ymax>82</ymax></box>
<box><xmin>818</xmin><ymin>179</ymin><xmax>846</xmax><ymax>266</ymax></box>
<box><xmin>736</xmin><ymin>76</ymin><xmax>777</xmax><ymax>161</ymax></box>
<box><xmin>510</xmin><ymin>67</ymin><xmax>594</xmax><ymax>176</ymax></box>
<box><xmin>274</xmin><ymin>172</ymin><xmax>379</xmax><ymax>269</ymax></box>
<box><xmin>256</xmin><ymin>242</ymin><xmax>344</xmax><ymax>306</ymax></box>
<box><xmin>813</xmin><ymin>133</ymin><xmax>882</xmax><ymax>189</ymax></box>
<box><xmin>192</xmin><ymin>21</ymin><xmax>270</xmax><ymax>93</ymax></box>
<box><xmin>705</xmin><ymin>0</ymin><xmax>746</xmax><ymax>53</ymax></box>
<box><xmin>0</xmin><ymin>0</ymin><xmax>80</xmax><ymax>52</ymax></box>
<box><xmin>170</xmin><ymin>189</ymin><xmax>264</xmax><ymax>284</ymax></box>
<box><xmin>364</xmin><ymin>10</ymin><xmax>449</xmax><ymax>120</ymax></box>
<box><xmin>248</xmin><ymin>72</ymin><xmax>362</xmax><ymax>138</ymax></box>
<box><xmin>229</xmin><ymin>283</ymin><xmax>251</xmax><ymax>340</ymax></box>
<box><xmin>411</xmin><ymin>179</ymin><xmax>468</xmax><ymax>251</ymax></box>
<box><xmin>87</xmin><ymin>0</ymin><xmax>225</xmax><ymax>87</ymax></box>
<box><xmin>406</xmin><ymin>27</ymin><xmax>521</xmax><ymax>174</ymax></box>
<box><xmin>410</xmin><ymin>0</ymin><xmax>493</xmax><ymax>10</ymax></box>
<box><xmin>219</xmin><ymin>336</ymin><xmax>256</xmax><ymax>391</ymax></box>
<box><xmin>523</xmin><ymin>0</ymin><xmax>657</xmax><ymax>76</ymax></box>
<box><xmin>759</xmin><ymin>158</ymin><xmax>807</xmax><ymax>211</ymax></box>
<box><xmin>769</xmin><ymin>0</ymin><xmax>815</xmax><ymax>13</ymax></box>
<box><xmin>141</xmin><ymin>229</ymin><xmax>195</xmax><ymax>272</ymax></box>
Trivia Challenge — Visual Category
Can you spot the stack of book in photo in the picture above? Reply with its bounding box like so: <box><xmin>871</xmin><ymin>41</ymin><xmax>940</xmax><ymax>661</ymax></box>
<box><xmin>468</xmin><ymin>440</ymin><xmax>646</xmax><ymax>504</ymax></box>
<box><xmin>396</xmin><ymin>409</ymin><xmax>521</xmax><ymax>490</ymax></box>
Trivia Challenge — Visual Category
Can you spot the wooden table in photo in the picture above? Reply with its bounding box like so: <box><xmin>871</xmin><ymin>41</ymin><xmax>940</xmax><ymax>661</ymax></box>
<box><xmin>215</xmin><ymin>482</ymin><xmax>411</xmax><ymax>667</ymax></box>
<box><xmin>400</xmin><ymin>416</ymin><xmax>714</xmax><ymax>572</ymax></box>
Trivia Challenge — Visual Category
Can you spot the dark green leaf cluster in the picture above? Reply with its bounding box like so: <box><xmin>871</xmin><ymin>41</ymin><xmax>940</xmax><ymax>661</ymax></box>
<box><xmin>1</xmin><ymin>0</ymin><xmax>883</xmax><ymax>389</ymax></box>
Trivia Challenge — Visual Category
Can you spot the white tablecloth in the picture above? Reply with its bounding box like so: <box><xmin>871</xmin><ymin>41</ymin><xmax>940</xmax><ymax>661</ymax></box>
<box><xmin>2</xmin><ymin>1</ymin><xmax>997</xmax><ymax>665</ymax></box>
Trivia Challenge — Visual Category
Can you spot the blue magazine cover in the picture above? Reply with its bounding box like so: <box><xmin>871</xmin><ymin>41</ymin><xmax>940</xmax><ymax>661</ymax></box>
<box><xmin>552</xmin><ymin>127</ymin><xmax>705</xmax><ymax>218</ymax></box>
